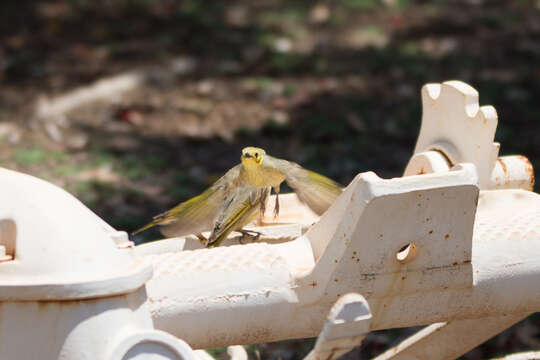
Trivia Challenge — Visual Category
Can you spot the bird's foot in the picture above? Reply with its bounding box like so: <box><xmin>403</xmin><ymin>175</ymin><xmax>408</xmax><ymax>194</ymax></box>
<box><xmin>238</xmin><ymin>229</ymin><xmax>262</xmax><ymax>244</ymax></box>
<box><xmin>196</xmin><ymin>233</ymin><xmax>208</xmax><ymax>246</ymax></box>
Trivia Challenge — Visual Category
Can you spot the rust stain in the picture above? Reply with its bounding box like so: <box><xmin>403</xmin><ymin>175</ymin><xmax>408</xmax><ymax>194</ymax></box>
<box><xmin>518</xmin><ymin>155</ymin><xmax>535</xmax><ymax>189</ymax></box>
<box><xmin>452</xmin><ymin>261</ymin><xmax>458</xmax><ymax>266</ymax></box>
<box><xmin>498</xmin><ymin>158</ymin><xmax>508</xmax><ymax>176</ymax></box>
<box><xmin>401</xmin><ymin>275</ymin><xmax>406</xmax><ymax>280</ymax></box>
<box><xmin>309</xmin><ymin>281</ymin><xmax>317</xmax><ymax>287</ymax></box>
<box><xmin>334</xmin><ymin>259</ymin><xmax>338</xmax><ymax>264</ymax></box>
<box><xmin>417</xmin><ymin>166</ymin><xmax>426</xmax><ymax>175</ymax></box>
<box><xmin>429</xmin><ymin>230</ymin><xmax>433</xmax><ymax>235</ymax></box>
<box><xmin>463</xmin><ymin>259</ymin><xmax>471</xmax><ymax>264</ymax></box>
<box><xmin>445</xmin><ymin>234</ymin><xmax>450</xmax><ymax>240</ymax></box>
<box><xmin>353</xmin><ymin>251</ymin><xmax>357</xmax><ymax>255</ymax></box>
<box><xmin>334</xmin><ymin>278</ymin><xmax>339</xmax><ymax>283</ymax></box>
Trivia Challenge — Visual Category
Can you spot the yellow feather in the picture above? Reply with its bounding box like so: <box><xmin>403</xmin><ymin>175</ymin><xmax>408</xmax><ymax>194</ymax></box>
<box><xmin>208</xmin><ymin>200</ymin><xmax>253</xmax><ymax>247</ymax></box>
<box><xmin>133</xmin><ymin>147</ymin><xmax>341</xmax><ymax>247</ymax></box>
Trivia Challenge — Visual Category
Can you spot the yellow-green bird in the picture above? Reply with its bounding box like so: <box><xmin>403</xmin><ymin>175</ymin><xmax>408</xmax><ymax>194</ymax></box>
<box><xmin>239</xmin><ymin>147</ymin><xmax>342</xmax><ymax>217</ymax></box>
<box><xmin>206</xmin><ymin>186</ymin><xmax>270</xmax><ymax>247</ymax></box>
<box><xmin>132</xmin><ymin>146</ymin><xmax>342</xmax><ymax>247</ymax></box>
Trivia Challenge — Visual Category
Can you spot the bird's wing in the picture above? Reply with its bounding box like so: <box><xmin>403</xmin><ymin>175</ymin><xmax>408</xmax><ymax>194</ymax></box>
<box><xmin>132</xmin><ymin>164</ymin><xmax>243</xmax><ymax>237</ymax></box>
<box><xmin>208</xmin><ymin>186</ymin><xmax>269</xmax><ymax>247</ymax></box>
<box><xmin>265</xmin><ymin>156</ymin><xmax>343</xmax><ymax>215</ymax></box>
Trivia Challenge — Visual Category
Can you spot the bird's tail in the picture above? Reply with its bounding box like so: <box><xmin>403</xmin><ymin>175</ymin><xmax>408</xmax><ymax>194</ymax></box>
<box><xmin>131</xmin><ymin>220</ymin><xmax>158</xmax><ymax>236</ymax></box>
<box><xmin>132</xmin><ymin>211</ymin><xmax>170</xmax><ymax>235</ymax></box>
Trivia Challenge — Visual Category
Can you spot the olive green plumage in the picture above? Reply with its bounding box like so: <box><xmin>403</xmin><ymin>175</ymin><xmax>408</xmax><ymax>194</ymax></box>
<box><xmin>207</xmin><ymin>187</ymin><xmax>270</xmax><ymax>247</ymax></box>
<box><xmin>132</xmin><ymin>164</ymin><xmax>246</xmax><ymax>238</ymax></box>
<box><xmin>132</xmin><ymin>147</ymin><xmax>343</xmax><ymax>247</ymax></box>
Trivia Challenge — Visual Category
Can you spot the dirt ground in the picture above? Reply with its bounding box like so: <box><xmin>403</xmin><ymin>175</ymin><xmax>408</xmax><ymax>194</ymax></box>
<box><xmin>1</xmin><ymin>1</ymin><xmax>540</xmax><ymax>358</ymax></box>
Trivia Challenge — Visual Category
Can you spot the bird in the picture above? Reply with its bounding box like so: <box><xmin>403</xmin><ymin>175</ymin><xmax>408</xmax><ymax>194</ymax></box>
<box><xmin>206</xmin><ymin>186</ymin><xmax>270</xmax><ymax>247</ymax></box>
<box><xmin>239</xmin><ymin>147</ymin><xmax>342</xmax><ymax>218</ymax></box>
<box><xmin>132</xmin><ymin>146</ymin><xmax>342</xmax><ymax>247</ymax></box>
<box><xmin>131</xmin><ymin>163</ymin><xmax>260</xmax><ymax>241</ymax></box>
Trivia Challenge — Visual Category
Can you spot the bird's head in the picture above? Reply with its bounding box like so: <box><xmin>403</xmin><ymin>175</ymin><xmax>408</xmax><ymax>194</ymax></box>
<box><xmin>241</xmin><ymin>147</ymin><xmax>266</xmax><ymax>167</ymax></box>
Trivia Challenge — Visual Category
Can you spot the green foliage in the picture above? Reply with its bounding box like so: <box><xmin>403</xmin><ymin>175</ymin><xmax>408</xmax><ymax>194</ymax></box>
<box><xmin>204</xmin><ymin>347</ymin><xmax>227</xmax><ymax>358</ymax></box>
<box><xmin>13</xmin><ymin>148</ymin><xmax>66</xmax><ymax>165</ymax></box>
<box><xmin>54</xmin><ymin>164</ymin><xmax>85</xmax><ymax>176</ymax></box>
<box><xmin>13</xmin><ymin>148</ymin><xmax>47</xmax><ymax>165</ymax></box>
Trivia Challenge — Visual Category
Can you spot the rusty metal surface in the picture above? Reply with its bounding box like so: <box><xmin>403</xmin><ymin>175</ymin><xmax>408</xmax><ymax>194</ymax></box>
<box><xmin>490</xmin><ymin>155</ymin><xmax>535</xmax><ymax>191</ymax></box>
<box><xmin>146</xmin><ymin>178</ymin><xmax>540</xmax><ymax>350</ymax></box>
<box><xmin>413</xmin><ymin>81</ymin><xmax>499</xmax><ymax>188</ymax></box>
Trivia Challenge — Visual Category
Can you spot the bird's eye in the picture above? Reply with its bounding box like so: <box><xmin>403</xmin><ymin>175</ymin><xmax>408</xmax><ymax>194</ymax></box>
<box><xmin>255</xmin><ymin>153</ymin><xmax>259</xmax><ymax>158</ymax></box>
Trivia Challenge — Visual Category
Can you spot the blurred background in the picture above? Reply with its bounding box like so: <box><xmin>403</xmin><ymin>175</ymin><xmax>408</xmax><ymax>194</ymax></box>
<box><xmin>1</xmin><ymin>0</ymin><xmax>539</xmax><ymax>358</ymax></box>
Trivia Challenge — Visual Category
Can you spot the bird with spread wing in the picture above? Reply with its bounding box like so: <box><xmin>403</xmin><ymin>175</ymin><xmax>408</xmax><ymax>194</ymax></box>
<box><xmin>132</xmin><ymin>147</ymin><xmax>342</xmax><ymax>247</ymax></box>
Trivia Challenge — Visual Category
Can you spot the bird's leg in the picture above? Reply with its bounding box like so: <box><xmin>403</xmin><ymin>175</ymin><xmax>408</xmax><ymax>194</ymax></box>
<box><xmin>195</xmin><ymin>233</ymin><xmax>208</xmax><ymax>245</ymax></box>
<box><xmin>273</xmin><ymin>186</ymin><xmax>280</xmax><ymax>219</ymax></box>
<box><xmin>259</xmin><ymin>189</ymin><xmax>267</xmax><ymax>224</ymax></box>
<box><xmin>238</xmin><ymin>229</ymin><xmax>262</xmax><ymax>244</ymax></box>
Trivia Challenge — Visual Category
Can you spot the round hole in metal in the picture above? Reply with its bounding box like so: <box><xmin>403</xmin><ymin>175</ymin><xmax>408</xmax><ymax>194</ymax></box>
<box><xmin>396</xmin><ymin>243</ymin><xmax>417</xmax><ymax>263</ymax></box>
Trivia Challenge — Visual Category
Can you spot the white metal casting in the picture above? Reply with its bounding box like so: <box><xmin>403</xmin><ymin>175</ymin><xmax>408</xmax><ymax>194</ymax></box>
<box><xmin>305</xmin><ymin>293</ymin><xmax>372</xmax><ymax>360</ymax></box>
<box><xmin>0</xmin><ymin>168</ymin><xmax>196</xmax><ymax>359</ymax></box>
<box><xmin>141</xmin><ymin>81</ymin><xmax>538</xmax><ymax>358</ymax></box>
<box><xmin>0</xmin><ymin>80</ymin><xmax>537</xmax><ymax>360</ymax></box>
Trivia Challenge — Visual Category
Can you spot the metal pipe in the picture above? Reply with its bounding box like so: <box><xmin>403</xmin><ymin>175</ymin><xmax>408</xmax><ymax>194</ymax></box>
<box><xmin>145</xmin><ymin>169</ymin><xmax>540</xmax><ymax>349</ymax></box>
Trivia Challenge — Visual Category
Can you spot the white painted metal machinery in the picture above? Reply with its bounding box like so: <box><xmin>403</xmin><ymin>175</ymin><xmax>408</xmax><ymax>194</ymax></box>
<box><xmin>0</xmin><ymin>80</ymin><xmax>537</xmax><ymax>360</ymax></box>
